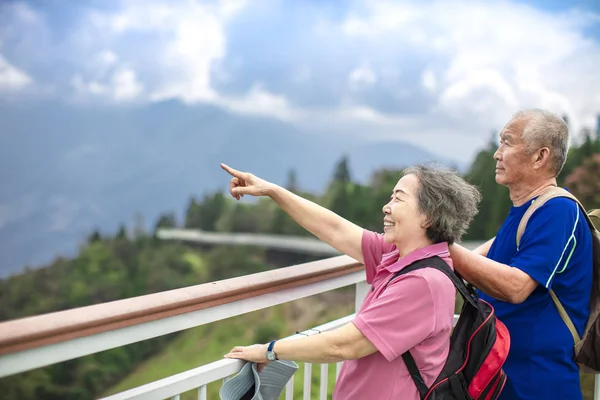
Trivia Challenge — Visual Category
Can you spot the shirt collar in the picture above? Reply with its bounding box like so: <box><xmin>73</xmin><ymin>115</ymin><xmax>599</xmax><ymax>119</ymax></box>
<box><xmin>383</xmin><ymin>242</ymin><xmax>450</xmax><ymax>273</ymax></box>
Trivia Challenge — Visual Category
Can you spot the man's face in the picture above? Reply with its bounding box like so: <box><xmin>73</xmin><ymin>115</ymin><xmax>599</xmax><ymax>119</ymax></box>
<box><xmin>494</xmin><ymin>117</ymin><xmax>532</xmax><ymax>186</ymax></box>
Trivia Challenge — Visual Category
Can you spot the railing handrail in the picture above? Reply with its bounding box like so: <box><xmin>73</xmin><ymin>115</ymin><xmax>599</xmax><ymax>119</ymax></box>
<box><xmin>0</xmin><ymin>254</ymin><xmax>362</xmax><ymax>356</ymax></box>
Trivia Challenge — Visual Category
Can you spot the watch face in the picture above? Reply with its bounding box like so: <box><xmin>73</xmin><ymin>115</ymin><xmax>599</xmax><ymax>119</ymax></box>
<box><xmin>266</xmin><ymin>351</ymin><xmax>276</xmax><ymax>361</ymax></box>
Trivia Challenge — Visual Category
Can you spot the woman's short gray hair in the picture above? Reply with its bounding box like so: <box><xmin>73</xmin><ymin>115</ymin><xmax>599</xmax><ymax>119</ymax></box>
<box><xmin>513</xmin><ymin>109</ymin><xmax>570</xmax><ymax>175</ymax></box>
<box><xmin>402</xmin><ymin>164</ymin><xmax>482</xmax><ymax>244</ymax></box>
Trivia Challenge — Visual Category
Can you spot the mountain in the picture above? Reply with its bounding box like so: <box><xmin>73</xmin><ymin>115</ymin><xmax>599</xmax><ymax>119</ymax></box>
<box><xmin>0</xmin><ymin>100</ymin><xmax>461</xmax><ymax>277</ymax></box>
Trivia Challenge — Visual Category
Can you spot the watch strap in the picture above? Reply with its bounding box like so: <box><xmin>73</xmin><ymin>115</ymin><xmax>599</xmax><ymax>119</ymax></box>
<box><xmin>267</xmin><ymin>340</ymin><xmax>279</xmax><ymax>360</ymax></box>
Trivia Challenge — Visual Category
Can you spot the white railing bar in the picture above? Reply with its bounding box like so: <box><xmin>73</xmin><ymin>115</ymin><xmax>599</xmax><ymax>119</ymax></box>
<box><xmin>100</xmin><ymin>314</ymin><xmax>357</xmax><ymax>400</ymax></box>
<box><xmin>286</xmin><ymin>374</ymin><xmax>294</xmax><ymax>400</ymax></box>
<box><xmin>197</xmin><ymin>385</ymin><xmax>206</xmax><ymax>400</ymax></box>
<box><xmin>101</xmin><ymin>311</ymin><xmax>462</xmax><ymax>400</ymax></box>
<box><xmin>101</xmin><ymin>358</ymin><xmax>243</xmax><ymax>400</ymax></box>
<box><xmin>354</xmin><ymin>280</ymin><xmax>370</xmax><ymax>312</ymax></box>
<box><xmin>320</xmin><ymin>363</ymin><xmax>328</xmax><ymax>400</ymax></box>
<box><xmin>336</xmin><ymin>362</ymin><xmax>342</xmax><ymax>379</ymax></box>
<box><xmin>0</xmin><ymin>271</ymin><xmax>364</xmax><ymax>379</ymax></box>
<box><xmin>595</xmin><ymin>374</ymin><xmax>600</xmax><ymax>400</ymax></box>
<box><xmin>171</xmin><ymin>395</ymin><xmax>180</xmax><ymax>400</ymax></box>
<box><xmin>303</xmin><ymin>363</ymin><xmax>312</xmax><ymax>400</ymax></box>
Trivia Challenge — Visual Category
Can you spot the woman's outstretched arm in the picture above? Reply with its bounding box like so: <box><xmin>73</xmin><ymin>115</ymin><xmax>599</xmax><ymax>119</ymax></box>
<box><xmin>221</xmin><ymin>163</ymin><xmax>364</xmax><ymax>263</ymax></box>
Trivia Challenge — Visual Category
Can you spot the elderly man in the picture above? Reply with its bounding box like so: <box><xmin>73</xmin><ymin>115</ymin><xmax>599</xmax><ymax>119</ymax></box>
<box><xmin>450</xmin><ymin>109</ymin><xmax>594</xmax><ymax>400</ymax></box>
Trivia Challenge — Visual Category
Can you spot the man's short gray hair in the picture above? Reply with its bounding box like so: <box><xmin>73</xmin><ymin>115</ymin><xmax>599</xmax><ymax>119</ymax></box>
<box><xmin>402</xmin><ymin>164</ymin><xmax>482</xmax><ymax>244</ymax></box>
<box><xmin>512</xmin><ymin>109</ymin><xmax>570</xmax><ymax>176</ymax></box>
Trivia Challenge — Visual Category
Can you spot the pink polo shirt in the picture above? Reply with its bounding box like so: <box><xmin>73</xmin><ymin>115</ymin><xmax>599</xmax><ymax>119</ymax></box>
<box><xmin>333</xmin><ymin>230</ymin><xmax>456</xmax><ymax>399</ymax></box>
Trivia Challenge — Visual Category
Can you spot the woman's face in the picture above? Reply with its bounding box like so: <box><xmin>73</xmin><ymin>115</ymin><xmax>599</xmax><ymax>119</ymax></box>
<box><xmin>381</xmin><ymin>174</ymin><xmax>428</xmax><ymax>245</ymax></box>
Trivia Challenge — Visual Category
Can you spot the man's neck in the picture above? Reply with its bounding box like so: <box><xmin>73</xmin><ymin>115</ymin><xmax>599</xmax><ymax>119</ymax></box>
<box><xmin>509</xmin><ymin>177</ymin><xmax>558</xmax><ymax>207</ymax></box>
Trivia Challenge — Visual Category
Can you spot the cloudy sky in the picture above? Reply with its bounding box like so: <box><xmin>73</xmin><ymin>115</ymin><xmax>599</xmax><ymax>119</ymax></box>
<box><xmin>1</xmin><ymin>0</ymin><xmax>599</xmax><ymax>161</ymax></box>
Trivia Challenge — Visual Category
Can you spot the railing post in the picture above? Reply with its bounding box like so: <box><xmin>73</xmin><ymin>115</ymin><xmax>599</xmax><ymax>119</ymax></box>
<box><xmin>595</xmin><ymin>374</ymin><xmax>600</xmax><ymax>400</ymax></box>
<box><xmin>355</xmin><ymin>281</ymin><xmax>370</xmax><ymax>312</ymax></box>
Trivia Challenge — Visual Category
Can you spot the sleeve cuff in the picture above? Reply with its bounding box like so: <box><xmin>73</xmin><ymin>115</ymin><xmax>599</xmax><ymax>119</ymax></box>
<box><xmin>352</xmin><ymin>317</ymin><xmax>396</xmax><ymax>362</ymax></box>
<box><xmin>512</xmin><ymin>262</ymin><xmax>551</xmax><ymax>289</ymax></box>
<box><xmin>361</xmin><ymin>230</ymin><xmax>377</xmax><ymax>284</ymax></box>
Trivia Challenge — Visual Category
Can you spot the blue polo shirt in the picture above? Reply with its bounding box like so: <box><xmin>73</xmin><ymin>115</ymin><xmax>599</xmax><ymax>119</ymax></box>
<box><xmin>479</xmin><ymin>195</ymin><xmax>593</xmax><ymax>400</ymax></box>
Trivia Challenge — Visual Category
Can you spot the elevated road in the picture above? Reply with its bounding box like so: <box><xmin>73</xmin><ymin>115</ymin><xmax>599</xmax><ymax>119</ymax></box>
<box><xmin>156</xmin><ymin>228</ymin><xmax>484</xmax><ymax>254</ymax></box>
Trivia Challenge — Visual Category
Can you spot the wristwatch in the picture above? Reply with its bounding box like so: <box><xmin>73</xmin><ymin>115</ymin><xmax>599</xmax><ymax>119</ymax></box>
<box><xmin>266</xmin><ymin>340</ymin><xmax>278</xmax><ymax>361</ymax></box>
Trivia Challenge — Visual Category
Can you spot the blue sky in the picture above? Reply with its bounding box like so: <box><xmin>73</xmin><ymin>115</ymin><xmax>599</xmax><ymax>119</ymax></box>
<box><xmin>1</xmin><ymin>0</ymin><xmax>599</xmax><ymax>160</ymax></box>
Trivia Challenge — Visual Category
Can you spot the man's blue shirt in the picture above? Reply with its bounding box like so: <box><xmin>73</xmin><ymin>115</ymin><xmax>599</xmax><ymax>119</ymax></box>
<box><xmin>479</xmin><ymin>195</ymin><xmax>593</xmax><ymax>400</ymax></box>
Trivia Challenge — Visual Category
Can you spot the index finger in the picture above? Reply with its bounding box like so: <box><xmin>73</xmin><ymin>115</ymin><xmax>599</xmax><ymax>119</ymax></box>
<box><xmin>220</xmin><ymin>163</ymin><xmax>244</xmax><ymax>178</ymax></box>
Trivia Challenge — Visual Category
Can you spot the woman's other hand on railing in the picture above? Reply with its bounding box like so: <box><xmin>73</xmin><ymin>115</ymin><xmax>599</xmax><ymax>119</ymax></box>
<box><xmin>224</xmin><ymin>343</ymin><xmax>270</xmax><ymax>372</ymax></box>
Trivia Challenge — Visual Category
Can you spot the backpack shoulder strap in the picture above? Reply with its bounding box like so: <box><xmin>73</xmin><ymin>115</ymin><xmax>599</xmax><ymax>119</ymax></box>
<box><xmin>516</xmin><ymin>186</ymin><xmax>594</xmax><ymax>346</ymax></box>
<box><xmin>589</xmin><ymin>209</ymin><xmax>600</xmax><ymax>228</ymax></box>
<box><xmin>549</xmin><ymin>289</ymin><xmax>581</xmax><ymax>344</ymax></box>
<box><xmin>516</xmin><ymin>186</ymin><xmax>597</xmax><ymax>248</ymax></box>
<box><xmin>516</xmin><ymin>187</ymin><xmax>571</xmax><ymax>248</ymax></box>
<box><xmin>385</xmin><ymin>255</ymin><xmax>478</xmax><ymax>308</ymax></box>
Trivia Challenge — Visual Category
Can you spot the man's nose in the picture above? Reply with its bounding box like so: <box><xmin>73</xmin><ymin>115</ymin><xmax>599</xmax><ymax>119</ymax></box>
<box><xmin>493</xmin><ymin>147</ymin><xmax>501</xmax><ymax>161</ymax></box>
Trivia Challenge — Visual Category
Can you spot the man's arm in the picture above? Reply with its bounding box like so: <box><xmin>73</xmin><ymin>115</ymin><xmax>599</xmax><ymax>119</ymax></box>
<box><xmin>450</xmin><ymin>243</ymin><xmax>538</xmax><ymax>304</ymax></box>
<box><xmin>473</xmin><ymin>237</ymin><xmax>495</xmax><ymax>257</ymax></box>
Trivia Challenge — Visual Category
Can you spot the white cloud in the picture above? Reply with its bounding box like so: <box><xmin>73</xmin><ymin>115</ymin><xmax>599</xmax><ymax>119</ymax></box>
<box><xmin>0</xmin><ymin>54</ymin><xmax>32</xmax><ymax>92</ymax></box>
<box><xmin>422</xmin><ymin>69</ymin><xmax>437</xmax><ymax>92</ymax></box>
<box><xmin>349</xmin><ymin>65</ymin><xmax>377</xmax><ymax>87</ymax></box>
<box><xmin>332</xmin><ymin>0</ymin><xmax>600</xmax><ymax>154</ymax></box>
<box><xmin>84</xmin><ymin>1</ymin><xmax>239</xmax><ymax>104</ymax></box>
<box><xmin>3</xmin><ymin>0</ymin><xmax>599</xmax><ymax>161</ymax></box>
<box><xmin>98</xmin><ymin>50</ymin><xmax>118</xmax><ymax>67</ymax></box>
<box><xmin>71</xmin><ymin>67</ymin><xmax>143</xmax><ymax>102</ymax></box>
<box><xmin>73</xmin><ymin>0</ymin><xmax>301</xmax><ymax>120</ymax></box>
<box><xmin>215</xmin><ymin>84</ymin><xmax>299</xmax><ymax>120</ymax></box>
<box><xmin>112</xmin><ymin>68</ymin><xmax>143</xmax><ymax>101</ymax></box>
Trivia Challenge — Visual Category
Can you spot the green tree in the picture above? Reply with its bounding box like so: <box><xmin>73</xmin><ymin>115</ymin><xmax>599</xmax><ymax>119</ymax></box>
<box><xmin>185</xmin><ymin>192</ymin><xmax>227</xmax><ymax>231</ymax></box>
<box><xmin>565</xmin><ymin>154</ymin><xmax>600</xmax><ymax>209</ymax></box>
<box><xmin>332</xmin><ymin>155</ymin><xmax>351</xmax><ymax>184</ymax></box>
<box><xmin>154</xmin><ymin>212</ymin><xmax>177</xmax><ymax>232</ymax></box>
<box><xmin>88</xmin><ymin>230</ymin><xmax>102</xmax><ymax>244</ymax></box>
<box><xmin>286</xmin><ymin>168</ymin><xmax>299</xmax><ymax>193</ymax></box>
<box><xmin>205</xmin><ymin>246</ymin><xmax>268</xmax><ymax>281</ymax></box>
<box><xmin>116</xmin><ymin>224</ymin><xmax>128</xmax><ymax>239</ymax></box>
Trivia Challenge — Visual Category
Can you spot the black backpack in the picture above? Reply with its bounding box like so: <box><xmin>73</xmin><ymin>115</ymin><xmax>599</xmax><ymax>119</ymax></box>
<box><xmin>385</xmin><ymin>256</ymin><xmax>510</xmax><ymax>400</ymax></box>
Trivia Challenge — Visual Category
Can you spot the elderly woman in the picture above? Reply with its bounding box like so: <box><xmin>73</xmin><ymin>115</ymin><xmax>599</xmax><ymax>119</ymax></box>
<box><xmin>222</xmin><ymin>162</ymin><xmax>481</xmax><ymax>399</ymax></box>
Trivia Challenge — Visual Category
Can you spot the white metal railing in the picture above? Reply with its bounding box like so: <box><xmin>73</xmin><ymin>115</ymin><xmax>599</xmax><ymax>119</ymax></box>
<box><xmin>100</xmin><ymin>314</ymin><xmax>357</xmax><ymax>400</ymax></box>
<box><xmin>0</xmin><ymin>256</ymin><xmax>364</xmax><ymax>378</ymax></box>
<box><xmin>2</xmin><ymin>251</ymin><xmax>600</xmax><ymax>400</ymax></box>
<box><xmin>99</xmin><ymin>281</ymin><xmax>372</xmax><ymax>400</ymax></box>
<box><xmin>100</xmin><ymin>281</ymin><xmax>459</xmax><ymax>400</ymax></box>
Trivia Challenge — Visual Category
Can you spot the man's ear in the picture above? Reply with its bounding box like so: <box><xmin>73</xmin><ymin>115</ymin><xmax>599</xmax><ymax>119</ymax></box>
<box><xmin>533</xmin><ymin>147</ymin><xmax>551</xmax><ymax>170</ymax></box>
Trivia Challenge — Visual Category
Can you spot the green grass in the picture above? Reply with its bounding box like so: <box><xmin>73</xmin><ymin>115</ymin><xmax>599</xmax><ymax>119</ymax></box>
<box><xmin>182</xmin><ymin>252</ymin><xmax>209</xmax><ymax>281</ymax></box>
<box><xmin>103</xmin><ymin>289</ymin><xmax>354</xmax><ymax>399</ymax></box>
